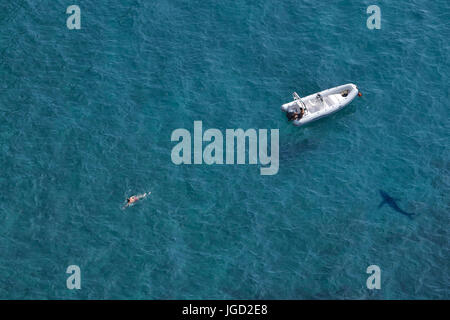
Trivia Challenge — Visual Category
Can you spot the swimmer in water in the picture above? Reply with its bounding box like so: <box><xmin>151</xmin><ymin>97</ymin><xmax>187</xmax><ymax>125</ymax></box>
<box><xmin>123</xmin><ymin>192</ymin><xmax>151</xmax><ymax>209</ymax></box>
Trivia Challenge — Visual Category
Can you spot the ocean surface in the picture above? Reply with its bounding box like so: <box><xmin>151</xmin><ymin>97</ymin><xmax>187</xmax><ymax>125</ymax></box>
<box><xmin>0</xmin><ymin>0</ymin><xmax>448</xmax><ymax>299</ymax></box>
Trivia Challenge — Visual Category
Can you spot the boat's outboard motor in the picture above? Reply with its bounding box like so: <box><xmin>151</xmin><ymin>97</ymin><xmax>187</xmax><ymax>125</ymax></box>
<box><xmin>286</xmin><ymin>104</ymin><xmax>301</xmax><ymax>121</ymax></box>
<box><xmin>286</xmin><ymin>109</ymin><xmax>295</xmax><ymax>121</ymax></box>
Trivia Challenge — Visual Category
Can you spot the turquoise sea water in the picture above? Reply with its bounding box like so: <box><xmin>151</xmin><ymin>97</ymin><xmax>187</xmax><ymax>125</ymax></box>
<box><xmin>0</xmin><ymin>0</ymin><xmax>448</xmax><ymax>299</ymax></box>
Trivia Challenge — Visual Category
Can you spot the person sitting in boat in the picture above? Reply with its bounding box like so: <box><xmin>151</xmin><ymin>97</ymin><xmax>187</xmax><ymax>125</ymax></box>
<box><xmin>287</xmin><ymin>107</ymin><xmax>305</xmax><ymax>121</ymax></box>
<box><xmin>316</xmin><ymin>93</ymin><xmax>323</xmax><ymax>102</ymax></box>
<box><xmin>341</xmin><ymin>90</ymin><xmax>349</xmax><ymax>97</ymax></box>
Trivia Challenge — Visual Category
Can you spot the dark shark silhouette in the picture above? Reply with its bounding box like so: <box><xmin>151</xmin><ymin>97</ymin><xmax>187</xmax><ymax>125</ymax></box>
<box><xmin>378</xmin><ymin>190</ymin><xmax>415</xmax><ymax>219</ymax></box>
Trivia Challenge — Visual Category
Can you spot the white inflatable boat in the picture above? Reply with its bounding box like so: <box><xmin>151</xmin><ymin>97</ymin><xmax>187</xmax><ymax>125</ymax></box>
<box><xmin>281</xmin><ymin>83</ymin><xmax>361</xmax><ymax>126</ymax></box>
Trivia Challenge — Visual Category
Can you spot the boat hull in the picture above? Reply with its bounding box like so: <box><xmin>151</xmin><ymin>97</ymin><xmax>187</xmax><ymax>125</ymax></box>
<box><xmin>281</xmin><ymin>83</ymin><xmax>359</xmax><ymax>126</ymax></box>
